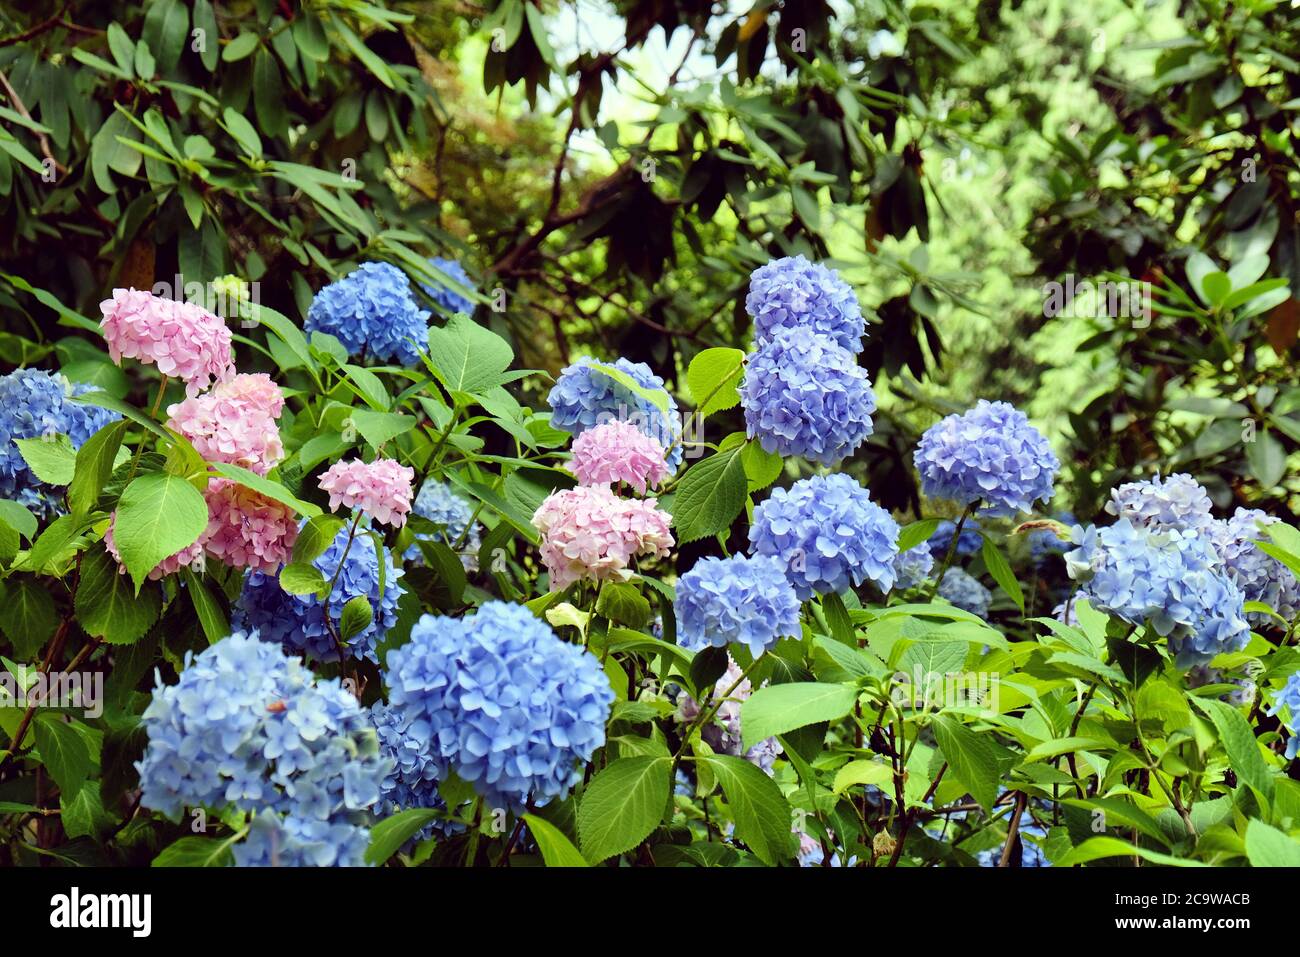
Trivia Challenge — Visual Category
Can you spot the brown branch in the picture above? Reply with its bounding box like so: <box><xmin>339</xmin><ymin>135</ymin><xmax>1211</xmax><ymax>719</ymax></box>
<box><xmin>0</xmin><ymin>68</ymin><xmax>65</xmax><ymax>176</ymax></box>
<box><xmin>0</xmin><ymin>4</ymin><xmax>69</xmax><ymax>48</ymax></box>
<box><xmin>997</xmin><ymin>792</ymin><xmax>1029</xmax><ymax>867</ymax></box>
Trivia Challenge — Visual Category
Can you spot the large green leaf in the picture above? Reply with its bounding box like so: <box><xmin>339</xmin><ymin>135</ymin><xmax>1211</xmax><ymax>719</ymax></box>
<box><xmin>34</xmin><ymin>714</ymin><xmax>90</xmax><ymax>799</ymax></box>
<box><xmin>931</xmin><ymin>714</ymin><xmax>1001</xmax><ymax>811</ymax></box>
<box><xmin>75</xmin><ymin>548</ymin><xmax>161</xmax><ymax>645</ymax></box>
<box><xmin>577</xmin><ymin>756</ymin><xmax>672</xmax><ymax>863</ymax></box>
<box><xmin>112</xmin><ymin>473</ymin><xmax>209</xmax><ymax>592</ymax></box>
<box><xmin>1194</xmin><ymin>698</ymin><xmax>1274</xmax><ymax>803</ymax></box>
<box><xmin>671</xmin><ymin>445</ymin><xmax>746</xmax><ymax>543</ymax></box>
<box><xmin>0</xmin><ymin>579</ymin><xmax>58</xmax><ymax>657</ymax></box>
<box><xmin>152</xmin><ymin>835</ymin><xmax>236</xmax><ymax>867</ymax></box>
<box><xmin>68</xmin><ymin>420</ymin><xmax>129</xmax><ymax>516</ymax></box>
<box><xmin>980</xmin><ymin>535</ymin><xmax>1024</xmax><ymax>613</ymax></box>
<box><xmin>1245</xmin><ymin>819</ymin><xmax>1300</xmax><ymax>867</ymax></box>
<box><xmin>365</xmin><ymin>809</ymin><xmax>442</xmax><ymax>864</ymax></box>
<box><xmin>699</xmin><ymin>754</ymin><xmax>795</xmax><ymax>864</ymax></box>
<box><xmin>740</xmin><ymin>682</ymin><xmax>858</xmax><ymax>750</ymax></box>
<box><xmin>426</xmin><ymin>313</ymin><xmax>513</xmax><ymax>394</ymax></box>
<box><xmin>686</xmin><ymin>347</ymin><xmax>744</xmax><ymax>418</ymax></box>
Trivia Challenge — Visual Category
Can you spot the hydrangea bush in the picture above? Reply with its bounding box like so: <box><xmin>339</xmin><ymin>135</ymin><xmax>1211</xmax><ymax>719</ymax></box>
<box><xmin>4</xmin><ymin>248</ymin><xmax>1300</xmax><ymax>873</ymax></box>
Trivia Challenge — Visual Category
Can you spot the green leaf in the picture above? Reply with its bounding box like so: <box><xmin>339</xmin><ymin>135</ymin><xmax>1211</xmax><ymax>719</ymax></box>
<box><xmin>931</xmin><ymin>714</ymin><xmax>1001</xmax><ymax>811</ymax></box>
<box><xmin>209</xmin><ymin>463</ymin><xmax>322</xmax><ymax>517</ymax></box>
<box><xmin>980</xmin><ymin>535</ymin><xmax>1025</xmax><ymax>613</ymax></box>
<box><xmin>75</xmin><ymin>548</ymin><xmax>161</xmax><ymax>645</ymax></box>
<box><xmin>0</xmin><ymin>579</ymin><xmax>58</xmax><ymax>657</ymax></box>
<box><xmin>595</xmin><ymin>582</ymin><xmax>651</xmax><ymax>630</ymax></box>
<box><xmin>1055</xmin><ymin>836</ymin><xmax>1206</xmax><ymax>867</ymax></box>
<box><xmin>671</xmin><ymin>445</ymin><xmax>746</xmax><ymax>543</ymax></box>
<box><xmin>832</xmin><ymin>758</ymin><xmax>894</xmax><ymax>794</ymax></box>
<box><xmin>426</xmin><ymin>313</ymin><xmax>513</xmax><ymax>393</ymax></box>
<box><xmin>686</xmin><ymin>347</ymin><xmax>745</xmax><ymax>418</ymax></box>
<box><xmin>15</xmin><ymin>435</ymin><xmax>76</xmax><ymax>485</ymax></box>
<box><xmin>113</xmin><ymin>473</ymin><xmax>209</xmax><ymax>592</ymax></box>
<box><xmin>365</xmin><ymin>808</ymin><xmax>442</xmax><ymax>864</ymax></box>
<box><xmin>153</xmin><ymin>835</ymin><xmax>235</xmax><ymax>867</ymax></box>
<box><xmin>142</xmin><ymin>0</ymin><xmax>188</xmax><ymax>72</ymax></box>
<box><xmin>0</xmin><ymin>500</ymin><xmax>36</xmax><ymax>541</ymax></box>
<box><xmin>292</xmin><ymin>516</ymin><xmax>345</xmax><ymax>564</ymax></box>
<box><xmin>583</xmin><ymin>359</ymin><xmax>671</xmax><ymax>414</ymax></box>
<box><xmin>222</xmin><ymin>107</ymin><xmax>263</xmax><ymax>159</ymax></box>
<box><xmin>740</xmin><ymin>682</ymin><xmax>858</xmax><ymax>751</ymax></box>
<box><xmin>699</xmin><ymin>754</ymin><xmax>795</xmax><ymax>864</ymax></box>
<box><xmin>417</xmin><ymin>539</ymin><xmax>467</xmax><ymax>608</ymax></box>
<box><xmin>253</xmin><ymin>48</ymin><xmax>287</xmax><ymax>137</ymax></box>
<box><xmin>182</xmin><ymin>568</ymin><xmax>229</xmax><ymax>644</ymax></box>
<box><xmin>523</xmin><ymin>813</ymin><xmax>589</xmax><ymax>867</ymax></box>
<box><xmin>222</xmin><ymin>33</ymin><xmax>260</xmax><ymax>63</ymax></box>
<box><xmin>1246</xmin><ymin>431</ymin><xmax>1287</xmax><ymax>489</ymax></box>
<box><xmin>577</xmin><ymin>756</ymin><xmax>672</xmax><ymax>863</ymax></box>
<box><xmin>348</xmin><ymin>409</ymin><xmax>416</xmax><ymax>450</ymax></box>
<box><xmin>897</xmin><ymin>518</ymin><xmax>940</xmax><ymax>554</ymax></box>
<box><xmin>34</xmin><ymin>715</ymin><xmax>90</xmax><ymax>799</ymax></box>
<box><xmin>339</xmin><ymin>596</ymin><xmax>373</xmax><ymax>641</ymax></box>
<box><xmin>1245</xmin><ymin>819</ymin><xmax>1300</xmax><ymax>867</ymax></box>
<box><xmin>61</xmin><ymin>782</ymin><xmax>112</xmax><ymax>841</ymax></box>
<box><xmin>821</xmin><ymin>591</ymin><xmax>855</xmax><ymax>645</ymax></box>
<box><xmin>1194</xmin><ymin>698</ymin><xmax>1274</xmax><ymax>803</ymax></box>
<box><xmin>280</xmin><ymin>562</ymin><xmax>328</xmax><ymax>597</ymax></box>
<box><xmin>192</xmin><ymin>0</ymin><xmax>219</xmax><ymax>70</ymax></box>
<box><xmin>68</xmin><ymin>420</ymin><xmax>129</xmax><ymax>515</ymax></box>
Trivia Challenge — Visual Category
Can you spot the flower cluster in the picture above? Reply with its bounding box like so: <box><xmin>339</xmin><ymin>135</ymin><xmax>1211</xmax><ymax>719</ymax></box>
<box><xmin>937</xmin><ymin>568</ymin><xmax>992</xmax><ymax>620</ymax></box>
<box><xmin>422</xmin><ymin>256</ymin><xmax>475</xmax><ymax>315</ymax></box>
<box><xmin>532</xmin><ymin>485</ymin><xmax>673</xmax><ymax>590</ymax></box>
<box><xmin>135</xmin><ymin>632</ymin><xmax>390</xmax><ymax>866</ymax></box>
<box><xmin>1105</xmin><ymin>473</ymin><xmax>1214</xmax><ymax>531</ymax></box>
<box><xmin>318</xmin><ymin>457</ymin><xmax>414</xmax><ymax>528</ymax></box>
<box><xmin>234</xmin><ymin>519</ymin><xmax>404</xmax><ymax>663</ymax></box>
<box><xmin>234</xmin><ymin>809</ymin><xmax>371</xmax><ymax>868</ymax></box>
<box><xmin>1064</xmin><ymin>519</ymin><xmax>1249</xmax><ymax>668</ymax></box>
<box><xmin>890</xmin><ymin>544</ymin><xmax>935</xmax><ymax>592</ymax></box>
<box><xmin>675</xmin><ymin>554</ymin><xmax>801</xmax><ymax>656</ymax></box>
<box><xmin>370</xmin><ymin>702</ymin><xmax>459</xmax><ymax>843</ymax></box>
<box><xmin>384</xmin><ymin>601</ymin><xmax>614</xmax><ymax>810</ymax></box>
<box><xmin>0</xmin><ymin>369</ymin><xmax>120</xmax><ymax>513</ymax></box>
<box><xmin>305</xmin><ymin>262</ymin><xmax>431</xmax><ymax>366</ymax></box>
<box><xmin>568</xmin><ymin>419</ymin><xmax>670</xmax><ymax>494</ymax></box>
<box><xmin>740</xmin><ymin>327</ymin><xmax>875</xmax><ymax>465</ymax></box>
<box><xmin>202</xmin><ymin>479</ymin><xmax>300</xmax><ymax>573</ymax></box>
<box><xmin>676</xmin><ymin>656</ymin><xmax>782</xmax><ymax>774</ymax></box>
<box><xmin>99</xmin><ymin>288</ymin><xmax>235</xmax><ymax>395</ymax></box>
<box><xmin>746</xmin><ymin>255</ymin><xmax>865</xmax><ymax>352</ymax></box>
<box><xmin>1209</xmin><ymin>508</ymin><xmax>1300</xmax><ymax>623</ymax></box>
<box><xmin>749</xmin><ymin>474</ymin><xmax>899</xmax><ymax>599</ymax></box>
<box><xmin>166</xmin><ymin>373</ymin><xmax>285</xmax><ymax>475</ymax></box>
<box><xmin>403</xmin><ymin>479</ymin><xmax>482</xmax><ymax>569</ymax></box>
<box><xmin>547</xmin><ymin>356</ymin><xmax>683</xmax><ymax>471</ymax></box>
<box><xmin>915</xmin><ymin>400</ymin><xmax>1059</xmax><ymax>516</ymax></box>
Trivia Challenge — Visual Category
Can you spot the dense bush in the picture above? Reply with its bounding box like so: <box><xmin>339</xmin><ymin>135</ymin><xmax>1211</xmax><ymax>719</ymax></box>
<box><xmin>0</xmin><ymin>0</ymin><xmax>1299</xmax><ymax>870</ymax></box>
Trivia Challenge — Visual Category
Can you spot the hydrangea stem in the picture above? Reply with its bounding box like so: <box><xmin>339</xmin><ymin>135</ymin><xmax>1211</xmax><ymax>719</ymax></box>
<box><xmin>927</xmin><ymin>503</ymin><xmax>977</xmax><ymax>599</ymax></box>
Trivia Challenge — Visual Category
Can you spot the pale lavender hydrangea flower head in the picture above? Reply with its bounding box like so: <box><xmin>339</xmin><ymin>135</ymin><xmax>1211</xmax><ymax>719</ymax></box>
<box><xmin>1105</xmin><ymin>473</ymin><xmax>1214</xmax><ymax>531</ymax></box>
<box><xmin>675</xmin><ymin>554</ymin><xmax>801</xmax><ymax>656</ymax></box>
<box><xmin>746</xmin><ymin>255</ymin><xmax>865</xmax><ymax>352</ymax></box>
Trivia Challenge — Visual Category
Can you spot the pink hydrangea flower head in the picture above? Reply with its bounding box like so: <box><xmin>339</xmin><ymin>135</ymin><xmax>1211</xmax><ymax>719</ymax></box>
<box><xmin>104</xmin><ymin>513</ymin><xmax>207</xmax><ymax>580</ymax></box>
<box><xmin>568</xmin><ymin>419</ymin><xmax>670</xmax><ymax>494</ymax></box>
<box><xmin>99</xmin><ymin>288</ymin><xmax>236</xmax><ymax>395</ymax></box>
<box><xmin>531</xmin><ymin>485</ymin><xmax>673</xmax><ymax>590</ymax></box>
<box><xmin>166</xmin><ymin>373</ymin><xmax>286</xmax><ymax>476</ymax></box>
<box><xmin>318</xmin><ymin>458</ymin><xmax>415</xmax><ymax>527</ymax></box>
<box><xmin>202</xmin><ymin>478</ymin><xmax>299</xmax><ymax>573</ymax></box>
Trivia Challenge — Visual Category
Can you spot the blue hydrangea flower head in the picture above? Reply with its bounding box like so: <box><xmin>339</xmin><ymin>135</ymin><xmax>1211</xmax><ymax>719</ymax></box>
<box><xmin>305</xmin><ymin>262</ymin><xmax>430</xmax><ymax>366</ymax></box>
<box><xmin>421</xmin><ymin>257</ymin><xmax>475</xmax><ymax>315</ymax></box>
<box><xmin>0</xmin><ymin>369</ymin><xmax>120</xmax><ymax>512</ymax></box>
<box><xmin>915</xmin><ymin>400</ymin><xmax>1059</xmax><ymax>516</ymax></box>
<box><xmin>740</xmin><ymin>327</ymin><xmax>875</xmax><ymax>465</ymax></box>
<box><xmin>926</xmin><ymin>518</ymin><xmax>983</xmax><ymax>558</ymax></box>
<box><xmin>136</xmin><ymin>631</ymin><xmax>391</xmax><ymax>833</ymax></box>
<box><xmin>403</xmin><ymin>479</ymin><xmax>482</xmax><ymax>570</ymax></box>
<box><xmin>370</xmin><ymin>702</ymin><xmax>462</xmax><ymax>843</ymax></box>
<box><xmin>1266</xmin><ymin>672</ymin><xmax>1300</xmax><ymax>759</ymax></box>
<box><xmin>1064</xmin><ymin>519</ymin><xmax>1249</xmax><ymax>668</ymax></box>
<box><xmin>937</xmin><ymin>568</ymin><xmax>992</xmax><ymax>619</ymax></box>
<box><xmin>748</xmin><ymin>473</ymin><xmax>900</xmax><ymax>599</ymax></box>
<box><xmin>890</xmin><ymin>544</ymin><xmax>935</xmax><ymax>592</ymax></box>
<box><xmin>1209</xmin><ymin>508</ymin><xmax>1300</xmax><ymax>625</ymax></box>
<box><xmin>384</xmin><ymin>601</ymin><xmax>614</xmax><ymax>810</ymax></box>
<box><xmin>675</xmin><ymin>554</ymin><xmax>801</xmax><ymax>656</ymax></box>
<box><xmin>233</xmin><ymin>810</ymin><xmax>372</xmax><ymax>867</ymax></box>
<box><xmin>1105</xmin><ymin>473</ymin><xmax>1213</xmax><ymax>531</ymax></box>
<box><xmin>746</xmin><ymin>255</ymin><xmax>865</xmax><ymax>352</ymax></box>
<box><xmin>547</xmin><ymin>356</ymin><xmax>684</xmax><ymax>471</ymax></box>
<box><xmin>235</xmin><ymin>520</ymin><xmax>404</xmax><ymax>664</ymax></box>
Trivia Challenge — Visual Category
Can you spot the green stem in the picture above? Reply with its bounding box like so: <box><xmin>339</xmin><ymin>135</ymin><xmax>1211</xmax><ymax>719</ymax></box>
<box><xmin>928</xmin><ymin>503</ymin><xmax>977</xmax><ymax>599</ymax></box>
